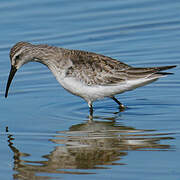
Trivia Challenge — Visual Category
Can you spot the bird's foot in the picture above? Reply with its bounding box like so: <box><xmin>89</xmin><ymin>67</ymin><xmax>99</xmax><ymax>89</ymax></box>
<box><xmin>119</xmin><ymin>104</ymin><xmax>126</xmax><ymax>112</ymax></box>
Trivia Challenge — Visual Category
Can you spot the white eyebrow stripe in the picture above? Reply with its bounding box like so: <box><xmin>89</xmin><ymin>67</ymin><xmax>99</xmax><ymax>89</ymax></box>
<box><xmin>11</xmin><ymin>47</ymin><xmax>26</xmax><ymax>61</ymax></box>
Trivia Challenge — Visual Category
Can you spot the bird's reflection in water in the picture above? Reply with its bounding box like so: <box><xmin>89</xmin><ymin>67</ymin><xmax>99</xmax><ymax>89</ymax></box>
<box><xmin>6</xmin><ymin>114</ymin><xmax>174</xmax><ymax>179</ymax></box>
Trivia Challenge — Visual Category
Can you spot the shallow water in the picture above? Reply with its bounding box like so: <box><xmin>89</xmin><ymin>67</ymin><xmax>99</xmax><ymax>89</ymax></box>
<box><xmin>0</xmin><ymin>0</ymin><xmax>180</xmax><ymax>179</ymax></box>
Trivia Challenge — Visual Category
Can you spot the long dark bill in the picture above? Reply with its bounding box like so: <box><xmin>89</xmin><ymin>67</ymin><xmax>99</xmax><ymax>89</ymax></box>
<box><xmin>5</xmin><ymin>65</ymin><xmax>17</xmax><ymax>98</ymax></box>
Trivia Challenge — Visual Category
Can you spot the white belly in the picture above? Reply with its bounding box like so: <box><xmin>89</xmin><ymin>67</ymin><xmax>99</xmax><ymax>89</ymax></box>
<box><xmin>55</xmin><ymin>75</ymin><xmax>158</xmax><ymax>103</ymax></box>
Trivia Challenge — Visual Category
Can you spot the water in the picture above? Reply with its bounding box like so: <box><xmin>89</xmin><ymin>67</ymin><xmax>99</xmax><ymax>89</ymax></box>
<box><xmin>0</xmin><ymin>0</ymin><xmax>180</xmax><ymax>179</ymax></box>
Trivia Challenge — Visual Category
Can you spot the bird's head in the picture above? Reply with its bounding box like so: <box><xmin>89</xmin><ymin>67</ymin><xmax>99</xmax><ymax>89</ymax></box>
<box><xmin>5</xmin><ymin>42</ymin><xmax>33</xmax><ymax>98</ymax></box>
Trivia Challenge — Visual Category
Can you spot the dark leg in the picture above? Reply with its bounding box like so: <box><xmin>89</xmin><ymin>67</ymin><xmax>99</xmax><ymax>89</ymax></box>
<box><xmin>111</xmin><ymin>96</ymin><xmax>125</xmax><ymax>110</ymax></box>
<box><xmin>6</xmin><ymin>126</ymin><xmax>9</xmax><ymax>132</ymax></box>
<box><xmin>89</xmin><ymin>105</ymin><xmax>93</xmax><ymax>116</ymax></box>
<box><xmin>88</xmin><ymin>102</ymin><xmax>93</xmax><ymax>116</ymax></box>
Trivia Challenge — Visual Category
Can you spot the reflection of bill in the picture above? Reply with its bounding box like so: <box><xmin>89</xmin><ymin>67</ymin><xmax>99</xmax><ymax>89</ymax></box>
<box><xmin>6</xmin><ymin>118</ymin><xmax>173</xmax><ymax>179</ymax></box>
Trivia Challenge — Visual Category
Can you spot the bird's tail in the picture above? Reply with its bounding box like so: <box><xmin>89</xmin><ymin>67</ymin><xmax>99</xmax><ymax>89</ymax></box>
<box><xmin>150</xmin><ymin>65</ymin><xmax>177</xmax><ymax>71</ymax></box>
<box><xmin>122</xmin><ymin>65</ymin><xmax>176</xmax><ymax>91</ymax></box>
<box><xmin>126</xmin><ymin>65</ymin><xmax>177</xmax><ymax>79</ymax></box>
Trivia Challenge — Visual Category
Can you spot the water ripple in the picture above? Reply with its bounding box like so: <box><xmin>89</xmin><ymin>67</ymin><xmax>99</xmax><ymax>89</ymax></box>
<box><xmin>0</xmin><ymin>0</ymin><xmax>180</xmax><ymax>179</ymax></box>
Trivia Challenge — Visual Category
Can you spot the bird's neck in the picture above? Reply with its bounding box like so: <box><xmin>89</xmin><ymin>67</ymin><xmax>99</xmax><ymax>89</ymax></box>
<box><xmin>33</xmin><ymin>47</ymin><xmax>72</xmax><ymax>76</ymax></box>
<box><xmin>32</xmin><ymin>47</ymin><xmax>64</xmax><ymax>67</ymax></box>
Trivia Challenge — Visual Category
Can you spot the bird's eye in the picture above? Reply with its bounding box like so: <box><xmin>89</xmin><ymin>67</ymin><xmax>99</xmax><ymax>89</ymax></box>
<box><xmin>15</xmin><ymin>55</ymin><xmax>20</xmax><ymax>60</ymax></box>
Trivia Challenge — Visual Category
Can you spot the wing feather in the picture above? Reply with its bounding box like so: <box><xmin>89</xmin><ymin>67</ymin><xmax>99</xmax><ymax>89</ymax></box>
<box><xmin>65</xmin><ymin>50</ymin><xmax>130</xmax><ymax>85</ymax></box>
<box><xmin>64</xmin><ymin>49</ymin><xmax>176</xmax><ymax>86</ymax></box>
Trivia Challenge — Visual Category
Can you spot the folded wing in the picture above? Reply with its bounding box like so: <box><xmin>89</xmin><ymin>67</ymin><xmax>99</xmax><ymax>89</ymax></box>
<box><xmin>65</xmin><ymin>50</ymin><xmax>176</xmax><ymax>86</ymax></box>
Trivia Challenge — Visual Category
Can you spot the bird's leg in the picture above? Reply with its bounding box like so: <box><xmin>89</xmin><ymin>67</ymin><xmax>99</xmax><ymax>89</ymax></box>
<box><xmin>111</xmin><ymin>96</ymin><xmax>125</xmax><ymax>110</ymax></box>
<box><xmin>88</xmin><ymin>101</ymin><xmax>93</xmax><ymax>116</ymax></box>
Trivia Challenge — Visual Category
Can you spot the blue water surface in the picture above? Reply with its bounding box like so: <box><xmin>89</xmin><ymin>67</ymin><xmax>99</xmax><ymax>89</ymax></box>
<box><xmin>0</xmin><ymin>0</ymin><xmax>180</xmax><ymax>179</ymax></box>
